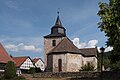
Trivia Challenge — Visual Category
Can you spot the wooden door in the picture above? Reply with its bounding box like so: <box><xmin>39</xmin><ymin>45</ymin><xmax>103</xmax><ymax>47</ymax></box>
<box><xmin>58</xmin><ymin>59</ymin><xmax>62</xmax><ymax>72</ymax></box>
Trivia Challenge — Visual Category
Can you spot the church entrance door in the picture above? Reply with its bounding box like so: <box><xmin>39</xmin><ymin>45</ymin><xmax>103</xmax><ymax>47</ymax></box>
<box><xmin>58</xmin><ymin>59</ymin><xmax>62</xmax><ymax>72</ymax></box>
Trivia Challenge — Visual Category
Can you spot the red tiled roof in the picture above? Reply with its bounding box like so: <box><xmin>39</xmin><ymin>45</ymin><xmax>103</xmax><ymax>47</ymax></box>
<box><xmin>33</xmin><ymin>58</ymin><xmax>44</xmax><ymax>64</ymax></box>
<box><xmin>12</xmin><ymin>56</ymin><xmax>28</xmax><ymax>67</ymax></box>
<box><xmin>0</xmin><ymin>43</ymin><xmax>15</xmax><ymax>63</ymax></box>
<box><xmin>33</xmin><ymin>58</ymin><xmax>39</xmax><ymax>63</ymax></box>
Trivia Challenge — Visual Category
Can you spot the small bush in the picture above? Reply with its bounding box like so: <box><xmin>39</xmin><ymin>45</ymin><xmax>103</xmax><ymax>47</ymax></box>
<box><xmin>0</xmin><ymin>76</ymin><xmax>4</xmax><ymax>80</ymax></box>
<box><xmin>80</xmin><ymin>62</ymin><xmax>95</xmax><ymax>71</ymax></box>
<box><xmin>29</xmin><ymin>67</ymin><xmax>35</xmax><ymax>74</ymax></box>
<box><xmin>0</xmin><ymin>76</ymin><xmax>26</xmax><ymax>80</ymax></box>
<box><xmin>35</xmin><ymin>68</ymin><xmax>42</xmax><ymax>73</ymax></box>
<box><xmin>4</xmin><ymin>61</ymin><xmax>16</xmax><ymax>79</ymax></box>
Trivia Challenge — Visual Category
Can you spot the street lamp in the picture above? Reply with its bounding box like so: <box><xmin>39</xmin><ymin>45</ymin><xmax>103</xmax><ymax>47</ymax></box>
<box><xmin>100</xmin><ymin>47</ymin><xmax>105</xmax><ymax>80</ymax></box>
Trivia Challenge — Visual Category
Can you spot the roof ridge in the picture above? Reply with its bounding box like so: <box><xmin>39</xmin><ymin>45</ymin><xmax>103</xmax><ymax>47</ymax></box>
<box><xmin>13</xmin><ymin>56</ymin><xmax>29</xmax><ymax>58</ymax></box>
<box><xmin>12</xmin><ymin>56</ymin><xmax>29</xmax><ymax>67</ymax></box>
<box><xmin>79</xmin><ymin>47</ymin><xmax>97</xmax><ymax>50</ymax></box>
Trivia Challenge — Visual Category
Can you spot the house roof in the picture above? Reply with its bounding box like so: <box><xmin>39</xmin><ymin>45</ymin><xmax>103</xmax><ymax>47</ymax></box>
<box><xmin>0</xmin><ymin>43</ymin><xmax>15</xmax><ymax>63</ymax></box>
<box><xmin>12</xmin><ymin>56</ymin><xmax>29</xmax><ymax>67</ymax></box>
<box><xmin>79</xmin><ymin>48</ymin><xmax>98</xmax><ymax>57</ymax></box>
<box><xmin>44</xmin><ymin>33</ymin><xmax>66</xmax><ymax>38</ymax></box>
<box><xmin>48</xmin><ymin>37</ymin><xmax>82</xmax><ymax>54</ymax></box>
<box><xmin>33</xmin><ymin>58</ymin><xmax>44</xmax><ymax>64</ymax></box>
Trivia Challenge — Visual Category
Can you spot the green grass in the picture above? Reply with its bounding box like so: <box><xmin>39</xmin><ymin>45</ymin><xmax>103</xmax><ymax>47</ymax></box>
<box><xmin>26</xmin><ymin>77</ymin><xmax>67</xmax><ymax>80</ymax></box>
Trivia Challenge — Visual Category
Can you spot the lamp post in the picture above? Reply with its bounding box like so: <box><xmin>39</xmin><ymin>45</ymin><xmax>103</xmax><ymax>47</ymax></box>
<box><xmin>100</xmin><ymin>47</ymin><xmax>105</xmax><ymax>80</ymax></box>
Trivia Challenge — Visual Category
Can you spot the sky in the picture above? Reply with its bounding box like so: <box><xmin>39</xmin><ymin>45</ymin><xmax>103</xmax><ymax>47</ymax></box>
<box><xmin>0</xmin><ymin>0</ymin><xmax>112</xmax><ymax>60</ymax></box>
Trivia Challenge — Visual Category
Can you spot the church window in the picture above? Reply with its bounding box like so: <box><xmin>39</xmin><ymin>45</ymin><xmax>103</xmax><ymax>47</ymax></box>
<box><xmin>52</xmin><ymin>40</ymin><xmax>56</xmax><ymax>46</ymax></box>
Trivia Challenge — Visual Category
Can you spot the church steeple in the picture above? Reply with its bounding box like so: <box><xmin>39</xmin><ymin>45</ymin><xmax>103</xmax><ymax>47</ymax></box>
<box><xmin>44</xmin><ymin>14</ymin><xmax>66</xmax><ymax>38</ymax></box>
<box><xmin>54</xmin><ymin>15</ymin><xmax>62</xmax><ymax>27</ymax></box>
<box><xmin>44</xmin><ymin>12</ymin><xmax>67</xmax><ymax>68</ymax></box>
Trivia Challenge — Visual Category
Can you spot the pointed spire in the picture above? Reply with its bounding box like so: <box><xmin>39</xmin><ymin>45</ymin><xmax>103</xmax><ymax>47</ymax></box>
<box><xmin>55</xmin><ymin>15</ymin><xmax>62</xmax><ymax>26</ymax></box>
<box><xmin>44</xmin><ymin>10</ymin><xmax>66</xmax><ymax>38</ymax></box>
<box><xmin>54</xmin><ymin>9</ymin><xmax>62</xmax><ymax>27</ymax></box>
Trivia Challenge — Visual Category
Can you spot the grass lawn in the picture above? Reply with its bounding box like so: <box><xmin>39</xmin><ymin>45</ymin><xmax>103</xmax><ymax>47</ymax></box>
<box><xmin>27</xmin><ymin>77</ymin><xmax>67</xmax><ymax>80</ymax></box>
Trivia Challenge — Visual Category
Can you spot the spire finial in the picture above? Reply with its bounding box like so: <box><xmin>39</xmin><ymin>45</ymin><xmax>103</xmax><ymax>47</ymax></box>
<box><xmin>54</xmin><ymin>8</ymin><xmax>62</xmax><ymax>26</ymax></box>
<box><xmin>57</xmin><ymin>8</ymin><xmax>60</xmax><ymax>15</ymax></box>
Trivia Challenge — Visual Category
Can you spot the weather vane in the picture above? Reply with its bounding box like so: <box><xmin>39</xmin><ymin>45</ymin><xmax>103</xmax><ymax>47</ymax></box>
<box><xmin>57</xmin><ymin>8</ymin><xmax>60</xmax><ymax>15</ymax></box>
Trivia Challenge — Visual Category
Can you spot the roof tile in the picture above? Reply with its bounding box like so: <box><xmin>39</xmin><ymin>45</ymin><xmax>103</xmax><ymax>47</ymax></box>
<box><xmin>79</xmin><ymin>48</ymin><xmax>98</xmax><ymax>57</ymax></box>
<box><xmin>12</xmin><ymin>56</ymin><xmax>28</xmax><ymax>67</ymax></box>
<box><xmin>0</xmin><ymin>43</ymin><xmax>15</xmax><ymax>63</ymax></box>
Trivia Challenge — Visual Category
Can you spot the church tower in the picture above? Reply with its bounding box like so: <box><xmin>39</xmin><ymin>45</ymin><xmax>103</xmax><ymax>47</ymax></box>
<box><xmin>44</xmin><ymin>14</ymin><xmax>66</xmax><ymax>67</ymax></box>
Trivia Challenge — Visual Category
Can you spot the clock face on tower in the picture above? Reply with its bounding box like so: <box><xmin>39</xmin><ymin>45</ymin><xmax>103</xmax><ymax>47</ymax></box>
<box><xmin>58</xmin><ymin>28</ymin><xmax>64</xmax><ymax>34</ymax></box>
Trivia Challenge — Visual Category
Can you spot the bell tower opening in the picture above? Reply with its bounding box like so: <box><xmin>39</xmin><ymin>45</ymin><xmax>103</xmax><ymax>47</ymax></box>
<box><xmin>52</xmin><ymin>40</ymin><xmax>56</xmax><ymax>46</ymax></box>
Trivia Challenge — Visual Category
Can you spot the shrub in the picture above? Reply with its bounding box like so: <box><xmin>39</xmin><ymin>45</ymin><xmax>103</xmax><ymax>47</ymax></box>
<box><xmin>29</xmin><ymin>67</ymin><xmax>35</xmax><ymax>74</ymax></box>
<box><xmin>28</xmin><ymin>67</ymin><xmax>35</xmax><ymax>78</ymax></box>
<box><xmin>80</xmin><ymin>62</ymin><xmax>95</xmax><ymax>71</ymax></box>
<box><xmin>35</xmin><ymin>68</ymin><xmax>42</xmax><ymax>73</ymax></box>
<box><xmin>4</xmin><ymin>61</ymin><xmax>16</xmax><ymax>79</ymax></box>
<box><xmin>0</xmin><ymin>76</ymin><xmax>26</xmax><ymax>80</ymax></box>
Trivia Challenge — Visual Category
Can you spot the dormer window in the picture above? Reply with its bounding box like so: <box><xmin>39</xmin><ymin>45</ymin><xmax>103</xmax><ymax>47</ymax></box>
<box><xmin>52</xmin><ymin>40</ymin><xmax>56</xmax><ymax>46</ymax></box>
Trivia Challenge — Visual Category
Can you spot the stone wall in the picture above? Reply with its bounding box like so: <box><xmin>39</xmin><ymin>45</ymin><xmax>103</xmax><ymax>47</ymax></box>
<box><xmin>53</xmin><ymin>54</ymin><xmax>67</xmax><ymax>72</ymax></box>
<box><xmin>44</xmin><ymin>37</ymin><xmax>64</xmax><ymax>67</ymax></box>
<box><xmin>47</xmin><ymin>54</ymin><xmax>53</xmax><ymax>72</ymax></box>
<box><xmin>83</xmin><ymin>57</ymin><xmax>97</xmax><ymax>70</ymax></box>
<box><xmin>22</xmin><ymin>71</ymin><xmax>120</xmax><ymax>80</ymax></box>
<box><xmin>67</xmin><ymin>53</ymin><xmax>83</xmax><ymax>72</ymax></box>
<box><xmin>50</xmin><ymin>53</ymin><xmax>83</xmax><ymax>72</ymax></box>
<box><xmin>48</xmin><ymin>53</ymin><xmax>98</xmax><ymax>72</ymax></box>
<box><xmin>23</xmin><ymin>71</ymin><xmax>100</xmax><ymax>78</ymax></box>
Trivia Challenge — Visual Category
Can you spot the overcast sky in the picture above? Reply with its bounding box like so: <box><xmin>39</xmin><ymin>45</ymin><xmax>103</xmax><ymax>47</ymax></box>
<box><xmin>0</xmin><ymin>0</ymin><xmax>111</xmax><ymax>60</ymax></box>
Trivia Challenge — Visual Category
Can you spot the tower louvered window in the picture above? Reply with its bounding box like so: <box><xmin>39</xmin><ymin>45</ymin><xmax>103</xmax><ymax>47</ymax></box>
<box><xmin>52</xmin><ymin>40</ymin><xmax>56</xmax><ymax>46</ymax></box>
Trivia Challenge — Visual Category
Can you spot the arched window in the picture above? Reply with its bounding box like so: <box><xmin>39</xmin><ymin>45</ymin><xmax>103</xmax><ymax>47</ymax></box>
<box><xmin>52</xmin><ymin>40</ymin><xmax>56</xmax><ymax>46</ymax></box>
<box><xmin>58</xmin><ymin>59</ymin><xmax>62</xmax><ymax>72</ymax></box>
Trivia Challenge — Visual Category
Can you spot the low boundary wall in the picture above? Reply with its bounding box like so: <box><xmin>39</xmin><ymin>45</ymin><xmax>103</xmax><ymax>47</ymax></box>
<box><xmin>22</xmin><ymin>71</ymin><xmax>120</xmax><ymax>80</ymax></box>
<box><xmin>23</xmin><ymin>71</ymin><xmax>100</xmax><ymax>78</ymax></box>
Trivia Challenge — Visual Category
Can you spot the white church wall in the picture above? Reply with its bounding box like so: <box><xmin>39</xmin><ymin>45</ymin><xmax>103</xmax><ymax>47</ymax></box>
<box><xmin>83</xmin><ymin>57</ymin><xmax>97</xmax><ymax>70</ymax></box>
<box><xmin>66</xmin><ymin>53</ymin><xmax>83</xmax><ymax>72</ymax></box>
<box><xmin>44</xmin><ymin>37</ymin><xmax>64</xmax><ymax>67</ymax></box>
<box><xmin>53</xmin><ymin>54</ymin><xmax>67</xmax><ymax>72</ymax></box>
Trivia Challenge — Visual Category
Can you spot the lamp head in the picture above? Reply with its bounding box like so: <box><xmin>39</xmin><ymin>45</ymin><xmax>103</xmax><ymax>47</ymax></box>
<box><xmin>100</xmin><ymin>47</ymin><xmax>105</xmax><ymax>53</ymax></box>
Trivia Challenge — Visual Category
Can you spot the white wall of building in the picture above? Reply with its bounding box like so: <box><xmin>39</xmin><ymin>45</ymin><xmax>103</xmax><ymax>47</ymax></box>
<box><xmin>20</xmin><ymin>58</ymin><xmax>35</xmax><ymax>70</ymax></box>
<box><xmin>83</xmin><ymin>57</ymin><xmax>97</xmax><ymax>70</ymax></box>
<box><xmin>66</xmin><ymin>53</ymin><xmax>83</xmax><ymax>72</ymax></box>
<box><xmin>53</xmin><ymin>54</ymin><xmax>67</xmax><ymax>72</ymax></box>
<box><xmin>35</xmin><ymin>59</ymin><xmax>45</xmax><ymax>71</ymax></box>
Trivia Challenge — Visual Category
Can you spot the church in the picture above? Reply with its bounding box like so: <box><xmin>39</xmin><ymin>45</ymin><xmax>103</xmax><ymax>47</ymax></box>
<box><xmin>44</xmin><ymin>14</ymin><xmax>98</xmax><ymax>72</ymax></box>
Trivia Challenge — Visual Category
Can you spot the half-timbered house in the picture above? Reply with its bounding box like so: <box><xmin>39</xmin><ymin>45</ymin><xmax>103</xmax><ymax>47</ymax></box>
<box><xmin>12</xmin><ymin>56</ymin><xmax>35</xmax><ymax>74</ymax></box>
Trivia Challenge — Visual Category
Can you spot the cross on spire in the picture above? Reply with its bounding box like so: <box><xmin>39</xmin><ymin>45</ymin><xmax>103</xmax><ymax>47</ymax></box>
<box><xmin>57</xmin><ymin>8</ymin><xmax>60</xmax><ymax>15</ymax></box>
